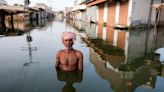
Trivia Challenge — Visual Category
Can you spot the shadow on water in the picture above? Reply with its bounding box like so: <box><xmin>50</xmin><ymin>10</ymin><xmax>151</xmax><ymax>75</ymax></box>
<box><xmin>66</xmin><ymin>19</ymin><xmax>164</xmax><ymax>92</ymax></box>
<box><xmin>0</xmin><ymin>18</ymin><xmax>54</xmax><ymax>37</ymax></box>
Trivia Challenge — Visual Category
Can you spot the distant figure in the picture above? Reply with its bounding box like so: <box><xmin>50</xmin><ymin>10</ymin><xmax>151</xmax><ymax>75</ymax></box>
<box><xmin>55</xmin><ymin>31</ymin><xmax>83</xmax><ymax>71</ymax></box>
<box><xmin>56</xmin><ymin>68</ymin><xmax>83</xmax><ymax>92</ymax></box>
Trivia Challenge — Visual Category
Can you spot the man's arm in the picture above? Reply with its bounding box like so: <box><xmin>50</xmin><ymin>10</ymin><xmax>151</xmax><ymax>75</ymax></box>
<box><xmin>77</xmin><ymin>51</ymin><xmax>83</xmax><ymax>71</ymax></box>
<box><xmin>55</xmin><ymin>52</ymin><xmax>60</xmax><ymax>68</ymax></box>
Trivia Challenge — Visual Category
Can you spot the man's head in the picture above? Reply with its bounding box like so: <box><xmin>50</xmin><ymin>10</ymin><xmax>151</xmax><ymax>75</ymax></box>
<box><xmin>61</xmin><ymin>31</ymin><xmax>76</xmax><ymax>49</ymax></box>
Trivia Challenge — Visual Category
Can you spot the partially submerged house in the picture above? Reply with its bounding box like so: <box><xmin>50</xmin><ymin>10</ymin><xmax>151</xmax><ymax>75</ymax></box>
<box><xmin>70</xmin><ymin>0</ymin><xmax>163</xmax><ymax>28</ymax></box>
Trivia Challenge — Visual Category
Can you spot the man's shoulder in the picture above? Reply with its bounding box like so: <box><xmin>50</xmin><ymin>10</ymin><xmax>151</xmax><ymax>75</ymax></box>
<box><xmin>74</xmin><ymin>50</ymin><xmax>83</xmax><ymax>56</ymax></box>
<box><xmin>57</xmin><ymin>50</ymin><xmax>65</xmax><ymax>54</ymax></box>
<box><xmin>58</xmin><ymin>49</ymin><xmax>65</xmax><ymax>52</ymax></box>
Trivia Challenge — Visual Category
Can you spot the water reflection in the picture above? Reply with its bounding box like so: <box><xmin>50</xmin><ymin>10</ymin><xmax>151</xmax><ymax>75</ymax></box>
<box><xmin>21</xmin><ymin>32</ymin><xmax>38</xmax><ymax>67</ymax></box>
<box><xmin>67</xmin><ymin>19</ymin><xmax>164</xmax><ymax>92</ymax></box>
<box><xmin>0</xmin><ymin>18</ymin><xmax>163</xmax><ymax>92</ymax></box>
<box><xmin>56</xmin><ymin>68</ymin><xmax>83</xmax><ymax>92</ymax></box>
<box><xmin>90</xmin><ymin>48</ymin><xmax>161</xmax><ymax>92</ymax></box>
<box><xmin>0</xmin><ymin>18</ymin><xmax>56</xmax><ymax>92</ymax></box>
<box><xmin>0</xmin><ymin>18</ymin><xmax>54</xmax><ymax>36</ymax></box>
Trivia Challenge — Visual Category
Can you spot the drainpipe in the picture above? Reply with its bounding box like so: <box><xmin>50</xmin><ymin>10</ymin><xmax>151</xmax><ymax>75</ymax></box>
<box><xmin>147</xmin><ymin>0</ymin><xmax>154</xmax><ymax>28</ymax></box>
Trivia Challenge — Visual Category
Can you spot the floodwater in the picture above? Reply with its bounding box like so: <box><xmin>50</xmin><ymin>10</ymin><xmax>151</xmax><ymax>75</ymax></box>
<box><xmin>0</xmin><ymin>18</ymin><xmax>164</xmax><ymax>92</ymax></box>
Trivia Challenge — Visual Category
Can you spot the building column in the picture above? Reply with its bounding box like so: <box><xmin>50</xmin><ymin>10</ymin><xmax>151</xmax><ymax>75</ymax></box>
<box><xmin>107</xmin><ymin>1</ymin><xmax>117</xmax><ymax>26</ymax></box>
<box><xmin>127</xmin><ymin>0</ymin><xmax>133</xmax><ymax>26</ymax></box>
<box><xmin>103</xmin><ymin>2</ymin><xmax>108</xmax><ymax>23</ymax></box>
<box><xmin>96</xmin><ymin>7</ymin><xmax>99</xmax><ymax>23</ymax></box>
<box><xmin>115</xmin><ymin>1</ymin><xmax>120</xmax><ymax>24</ymax></box>
<box><xmin>98</xmin><ymin>3</ymin><xmax>104</xmax><ymax>24</ymax></box>
<box><xmin>119</xmin><ymin>1</ymin><xmax>129</xmax><ymax>25</ymax></box>
<box><xmin>124</xmin><ymin>32</ymin><xmax>130</xmax><ymax>63</ymax></box>
<box><xmin>11</xmin><ymin>14</ymin><xmax>14</xmax><ymax>31</ymax></box>
<box><xmin>102</xmin><ymin>27</ymin><xmax>107</xmax><ymax>40</ymax></box>
<box><xmin>113</xmin><ymin>30</ymin><xmax>118</xmax><ymax>46</ymax></box>
<box><xmin>0</xmin><ymin>11</ymin><xmax>6</xmax><ymax>32</ymax></box>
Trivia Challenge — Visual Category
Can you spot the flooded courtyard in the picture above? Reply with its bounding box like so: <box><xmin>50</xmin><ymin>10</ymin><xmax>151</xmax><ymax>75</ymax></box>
<box><xmin>0</xmin><ymin>18</ymin><xmax>164</xmax><ymax>92</ymax></box>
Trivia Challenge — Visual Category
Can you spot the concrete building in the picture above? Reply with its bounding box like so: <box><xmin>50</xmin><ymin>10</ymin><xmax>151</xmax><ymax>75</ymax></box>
<box><xmin>54</xmin><ymin>11</ymin><xmax>64</xmax><ymax>19</ymax></box>
<box><xmin>78</xmin><ymin>0</ymin><xmax>163</xmax><ymax>27</ymax></box>
<box><xmin>72</xmin><ymin>4</ymin><xmax>87</xmax><ymax>21</ymax></box>
<box><xmin>65</xmin><ymin>7</ymin><xmax>73</xmax><ymax>18</ymax></box>
<box><xmin>0</xmin><ymin>0</ymin><xmax>7</xmax><ymax>5</ymax></box>
<box><xmin>67</xmin><ymin>0</ymin><xmax>87</xmax><ymax>22</ymax></box>
<box><xmin>34</xmin><ymin>3</ymin><xmax>52</xmax><ymax>19</ymax></box>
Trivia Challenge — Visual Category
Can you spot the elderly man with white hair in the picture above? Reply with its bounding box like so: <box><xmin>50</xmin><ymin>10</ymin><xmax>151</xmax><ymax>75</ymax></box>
<box><xmin>55</xmin><ymin>31</ymin><xmax>83</xmax><ymax>71</ymax></box>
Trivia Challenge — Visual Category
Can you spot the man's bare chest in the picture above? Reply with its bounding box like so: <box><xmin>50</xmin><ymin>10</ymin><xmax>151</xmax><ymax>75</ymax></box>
<box><xmin>60</xmin><ymin>53</ymin><xmax>78</xmax><ymax>65</ymax></box>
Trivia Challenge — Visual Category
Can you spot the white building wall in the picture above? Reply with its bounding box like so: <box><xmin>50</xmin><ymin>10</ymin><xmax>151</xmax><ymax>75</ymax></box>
<box><xmin>87</xmin><ymin>6</ymin><xmax>98</xmax><ymax>23</ymax></box>
<box><xmin>127</xmin><ymin>0</ymin><xmax>133</xmax><ymax>26</ymax></box>
<box><xmin>127</xmin><ymin>29</ymin><xmax>155</xmax><ymax>62</ymax></box>
<box><xmin>113</xmin><ymin>30</ymin><xmax>118</xmax><ymax>47</ymax></box>
<box><xmin>81</xmin><ymin>10</ymin><xmax>87</xmax><ymax>22</ymax></box>
<box><xmin>115</xmin><ymin>1</ymin><xmax>120</xmax><ymax>24</ymax></box>
<box><xmin>102</xmin><ymin>27</ymin><xmax>107</xmax><ymax>41</ymax></box>
<box><xmin>103</xmin><ymin>2</ymin><xmax>108</xmax><ymax>23</ymax></box>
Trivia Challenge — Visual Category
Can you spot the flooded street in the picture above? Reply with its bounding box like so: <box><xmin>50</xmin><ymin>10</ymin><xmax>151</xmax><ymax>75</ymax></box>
<box><xmin>0</xmin><ymin>18</ymin><xmax>164</xmax><ymax>92</ymax></box>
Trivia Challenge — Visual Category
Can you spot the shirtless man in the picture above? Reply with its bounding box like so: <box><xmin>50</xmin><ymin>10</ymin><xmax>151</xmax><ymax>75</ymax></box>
<box><xmin>55</xmin><ymin>31</ymin><xmax>83</xmax><ymax>71</ymax></box>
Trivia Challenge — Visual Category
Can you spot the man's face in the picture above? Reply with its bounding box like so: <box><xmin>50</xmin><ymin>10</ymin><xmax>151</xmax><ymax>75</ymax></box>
<box><xmin>63</xmin><ymin>38</ymin><xmax>74</xmax><ymax>49</ymax></box>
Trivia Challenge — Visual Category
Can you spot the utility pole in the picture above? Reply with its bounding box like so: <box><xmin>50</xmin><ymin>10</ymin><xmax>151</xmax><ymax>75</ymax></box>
<box><xmin>48</xmin><ymin>0</ymin><xmax>53</xmax><ymax>18</ymax></box>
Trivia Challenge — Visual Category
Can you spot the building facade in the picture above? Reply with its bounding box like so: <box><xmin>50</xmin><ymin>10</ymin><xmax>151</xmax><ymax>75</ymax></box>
<box><xmin>0</xmin><ymin>0</ymin><xmax>7</xmax><ymax>5</ymax></box>
<box><xmin>34</xmin><ymin>3</ymin><xmax>52</xmax><ymax>19</ymax></box>
<box><xmin>70</xmin><ymin>0</ymin><xmax>163</xmax><ymax>27</ymax></box>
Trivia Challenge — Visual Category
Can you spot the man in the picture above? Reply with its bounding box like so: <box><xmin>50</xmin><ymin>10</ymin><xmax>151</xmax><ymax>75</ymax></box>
<box><xmin>55</xmin><ymin>31</ymin><xmax>83</xmax><ymax>71</ymax></box>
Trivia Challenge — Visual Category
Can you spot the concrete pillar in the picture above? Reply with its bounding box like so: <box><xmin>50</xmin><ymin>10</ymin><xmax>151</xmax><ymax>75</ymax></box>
<box><xmin>10</xmin><ymin>14</ymin><xmax>14</xmax><ymax>31</ymax></box>
<box><xmin>103</xmin><ymin>2</ymin><xmax>108</xmax><ymax>23</ymax></box>
<box><xmin>0</xmin><ymin>11</ymin><xmax>6</xmax><ymax>32</ymax></box>
<box><xmin>113</xmin><ymin>30</ymin><xmax>118</xmax><ymax>47</ymax></box>
<box><xmin>115</xmin><ymin>1</ymin><xmax>120</xmax><ymax>24</ymax></box>
<box><xmin>127</xmin><ymin>0</ymin><xmax>133</xmax><ymax>26</ymax></box>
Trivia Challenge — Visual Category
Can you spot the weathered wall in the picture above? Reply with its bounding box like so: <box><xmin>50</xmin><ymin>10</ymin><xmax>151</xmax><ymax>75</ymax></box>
<box><xmin>131</xmin><ymin>0</ymin><xmax>161</xmax><ymax>26</ymax></box>
<box><xmin>87</xmin><ymin>6</ymin><xmax>98</xmax><ymax>23</ymax></box>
